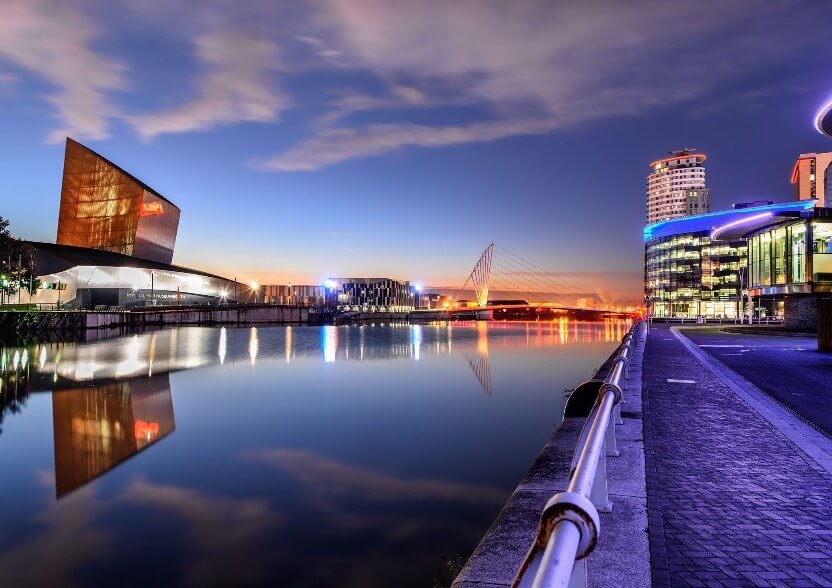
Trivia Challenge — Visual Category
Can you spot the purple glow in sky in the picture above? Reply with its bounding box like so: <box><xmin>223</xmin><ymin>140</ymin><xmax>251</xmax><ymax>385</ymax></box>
<box><xmin>1</xmin><ymin>0</ymin><xmax>832</xmax><ymax>300</ymax></box>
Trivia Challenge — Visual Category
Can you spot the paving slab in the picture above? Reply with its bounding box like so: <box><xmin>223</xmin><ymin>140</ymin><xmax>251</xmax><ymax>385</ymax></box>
<box><xmin>644</xmin><ymin>323</ymin><xmax>832</xmax><ymax>587</ymax></box>
<box><xmin>681</xmin><ymin>327</ymin><xmax>832</xmax><ymax>437</ymax></box>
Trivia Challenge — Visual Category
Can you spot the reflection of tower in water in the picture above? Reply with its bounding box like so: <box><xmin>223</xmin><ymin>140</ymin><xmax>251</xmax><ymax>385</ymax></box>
<box><xmin>466</xmin><ymin>322</ymin><xmax>492</xmax><ymax>396</ymax></box>
<box><xmin>52</xmin><ymin>373</ymin><xmax>175</xmax><ymax>498</ymax></box>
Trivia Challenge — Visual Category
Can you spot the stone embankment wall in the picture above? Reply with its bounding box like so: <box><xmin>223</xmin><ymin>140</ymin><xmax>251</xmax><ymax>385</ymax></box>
<box><xmin>0</xmin><ymin>306</ymin><xmax>308</xmax><ymax>333</ymax></box>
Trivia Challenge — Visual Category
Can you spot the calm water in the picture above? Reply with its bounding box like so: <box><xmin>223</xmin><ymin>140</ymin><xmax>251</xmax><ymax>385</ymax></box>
<box><xmin>0</xmin><ymin>319</ymin><xmax>629</xmax><ymax>588</ymax></box>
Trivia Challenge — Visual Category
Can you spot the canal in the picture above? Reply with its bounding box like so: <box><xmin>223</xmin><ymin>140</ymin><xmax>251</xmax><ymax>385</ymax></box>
<box><xmin>0</xmin><ymin>319</ymin><xmax>629</xmax><ymax>588</ymax></box>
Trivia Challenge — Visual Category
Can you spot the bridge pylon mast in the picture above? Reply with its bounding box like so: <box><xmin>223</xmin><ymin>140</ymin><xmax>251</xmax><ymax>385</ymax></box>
<box><xmin>455</xmin><ymin>243</ymin><xmax>493</xmax><ymax>308</ymax></box>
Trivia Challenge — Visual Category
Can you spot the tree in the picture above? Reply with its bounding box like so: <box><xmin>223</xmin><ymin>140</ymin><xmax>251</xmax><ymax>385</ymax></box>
<box><xmin>0</xmin><ymin>216</ymin><xmax>39</xmax><ymax>302</ymax></box>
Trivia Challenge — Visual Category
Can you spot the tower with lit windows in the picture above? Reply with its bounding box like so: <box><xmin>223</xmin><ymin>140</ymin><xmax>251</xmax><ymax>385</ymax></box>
<box><xmin>645</xmin><ymin>149</ymin><xmax>710</xmax><ymax>225</ymax></box>
<box><xmin>790</xmin><ymin>152</ymin><xmax>832</xmax><ymax>207</ymax></box>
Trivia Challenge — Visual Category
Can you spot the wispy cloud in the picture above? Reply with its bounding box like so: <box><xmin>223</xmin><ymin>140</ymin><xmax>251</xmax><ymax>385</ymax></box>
<box><xmin>0</xmin><ymin>483</ymin><xmax>110</xmax><ymax>587</ymax></box>
<box><xmin>0</xmin><ymin>0</ymin><xmax>126</xmax><ymax>142</ymax></box>
<box><xmin>248</xmin><ymin>448</ymin><xmax>505</xmax><ymax>505</ymax></box>
<box><xmin>255</xmin><ymin>117</ymin><xmax>556</xmax><ymax>170</ymax></box>
<box><xmin>123</xmin><ymin>478</ymin><xmax>281</xmax><ymax>587</ymax></box>
<box><xmin>128</xmin><ymin>30</ymin><xmax>290</xmax><ymax>140</ymax></box>
<box><xmin>255</xmin><ymin>0</ymin><xmax>817</xmax><ymax>170</ymax></box>
<box><xmin>0</xmin><ymin>0</ymin><xmax>823</xmax><ymax>165</ymax></box>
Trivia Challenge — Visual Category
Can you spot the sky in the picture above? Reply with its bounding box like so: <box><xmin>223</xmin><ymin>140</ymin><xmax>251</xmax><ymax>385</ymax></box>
<box><xmin>2</xmin><ymin>0</ymin><xmax>832</xmax><ymax>301</ymax></box>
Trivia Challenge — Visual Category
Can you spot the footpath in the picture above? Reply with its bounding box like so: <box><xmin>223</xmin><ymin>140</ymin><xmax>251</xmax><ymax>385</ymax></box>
<box><xmin>644</xmin><ymin>324</ymin><xmax>832</xmax><ymax>587</ymax></box>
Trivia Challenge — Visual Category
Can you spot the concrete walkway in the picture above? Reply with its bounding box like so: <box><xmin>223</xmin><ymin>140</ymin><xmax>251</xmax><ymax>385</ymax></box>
<box><xmin>644</xmin><ymin>324</ymin><xmax>832</xmax><ymax>587</ymax></box>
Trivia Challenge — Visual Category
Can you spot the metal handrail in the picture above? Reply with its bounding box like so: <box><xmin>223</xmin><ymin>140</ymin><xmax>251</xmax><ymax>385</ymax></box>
<box><xmin>513</xmin><ymin>320</ymin><xmax>641</xmax><ymax>588</ymax></box>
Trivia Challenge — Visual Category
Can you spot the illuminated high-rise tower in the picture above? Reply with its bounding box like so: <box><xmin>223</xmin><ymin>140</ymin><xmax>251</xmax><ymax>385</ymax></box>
<box><xmin>645</xmin><ymin>149</ymin><xmax>709</xmax><ymax>225</ymax></box>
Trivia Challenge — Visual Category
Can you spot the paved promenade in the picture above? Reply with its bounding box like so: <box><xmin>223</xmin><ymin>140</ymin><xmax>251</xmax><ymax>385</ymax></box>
<box><xmin>682</xmin><ymin>328</ymin><xmax>832</xmax><ymax>436</ymax></box>
<box><xmin>644</xmin><ymin>324</ymin><xmax>832</xmax><ymax>587</ymax></box>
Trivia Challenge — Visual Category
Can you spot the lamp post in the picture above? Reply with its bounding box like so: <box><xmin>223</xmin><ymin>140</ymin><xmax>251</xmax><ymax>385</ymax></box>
<box><xmin>738</xmin><ymin>266</ymin><xmax>746</xmax><ymax>324</ymax></box>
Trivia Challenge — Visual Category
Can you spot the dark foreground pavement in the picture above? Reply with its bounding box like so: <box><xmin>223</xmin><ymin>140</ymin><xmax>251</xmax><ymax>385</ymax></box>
<box><xmin>681</xmin><ymin>328</ymin><xmax>832</xmax><ymax>437</ymax></box>
<box><xmin>644</xmin><ymin>324</ymin><xmax>832</xmax><ymax>587</ymax></box>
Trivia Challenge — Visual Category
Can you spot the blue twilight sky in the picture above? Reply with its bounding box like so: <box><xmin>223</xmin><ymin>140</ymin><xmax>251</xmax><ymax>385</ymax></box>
<box><xmin>2</xmin><ymin>0</ymin><xmax>832</xmax><ymax>300</ymax></box>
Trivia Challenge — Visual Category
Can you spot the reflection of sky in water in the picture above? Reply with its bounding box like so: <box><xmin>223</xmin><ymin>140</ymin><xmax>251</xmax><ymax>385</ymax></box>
<box><xmin>0</xmin><ymin>320</ymin><xmax>628</xmax><ymax>588</ymax></box>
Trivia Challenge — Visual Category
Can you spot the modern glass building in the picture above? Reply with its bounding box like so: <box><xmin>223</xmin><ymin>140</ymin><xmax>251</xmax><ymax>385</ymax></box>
<box><xmin>57</xmin><ymin>138</ymin><xmax>181</xmax><ymax>264</ymax></box>
<box><xmin>331</xmin><ymin>278</ymin><xmax>418</xmax><ymax>312</ymax></box>
<box><xmin>262</xmin><ymin>284</ymin><xmax>326</xmax><ymax>306</ymax></box>
<box><xmin>644</xmin><ymin>201</ymin><xmax>815</xmax><ymax>319</ymax></box>
<box><xmin>745</xmin><ymin>207</ymin><xmax>832</xmax><ymax>327</ymax></box>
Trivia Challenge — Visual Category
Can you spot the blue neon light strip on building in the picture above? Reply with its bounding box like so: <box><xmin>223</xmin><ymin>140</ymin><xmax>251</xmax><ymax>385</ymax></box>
<box><xmin>643</xmin><ymin>201</ymin><xmax>816</xmax><ymax>242</ymax></box>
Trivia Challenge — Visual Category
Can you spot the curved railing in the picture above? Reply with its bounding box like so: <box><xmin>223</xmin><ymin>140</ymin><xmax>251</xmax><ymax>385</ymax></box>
<box><xmin>512</xmin><ymin>320</ymin><xmax>642</xmax><ymax>588</ymax></box>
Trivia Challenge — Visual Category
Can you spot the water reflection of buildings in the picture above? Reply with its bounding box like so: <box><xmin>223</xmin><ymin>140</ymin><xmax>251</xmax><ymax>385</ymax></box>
<box><xmin>53</xmin><ymin>373</ymin><xmax>175</xmax><ymax>498</ymax></box>
<box><xmin>0</xmin><ymin>319</ymin><xmax>631</xmax><ymax>422</ymax></box>
<box><xmin>0</xmin><ymin>319</ymin><xmax>630</xmax><ymax>501</ymax></box>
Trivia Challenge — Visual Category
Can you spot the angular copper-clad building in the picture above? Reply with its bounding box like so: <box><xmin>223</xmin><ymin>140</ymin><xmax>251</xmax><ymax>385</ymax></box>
<box><xmin>57</xmin><ymin>138</ymin><xmax>180</xmax><ymax>264</ymax></box>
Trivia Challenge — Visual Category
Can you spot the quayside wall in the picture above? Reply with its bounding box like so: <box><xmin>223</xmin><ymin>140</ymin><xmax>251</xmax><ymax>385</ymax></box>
<box><xmin>0</xmin><ymin>305</ymin><xmax>308</xmax><ymax>333</ymax></box>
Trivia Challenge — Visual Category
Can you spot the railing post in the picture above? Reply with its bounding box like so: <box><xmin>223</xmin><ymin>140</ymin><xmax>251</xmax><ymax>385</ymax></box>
<box><xmin>591</xmin><ymin>449</ymin><xmax>612</xmax><ymax>512</ymax></box>
<box><xmin>568</xmin><ymin>558</ymin><xmax>588</xmax><ymax>588</ymax></box>
<box><xmin>606</xmin><ymin>409</ymin><xmax>619</xmax><ymax>457</ymax></box>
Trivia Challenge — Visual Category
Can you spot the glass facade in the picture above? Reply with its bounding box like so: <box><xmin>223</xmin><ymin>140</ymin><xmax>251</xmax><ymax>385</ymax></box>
<box><xmin>56</xmin><ymin>138</ymin><xmax>180</xmax><ymax>264</ymax></box>
<box><xmin>748</xmin><ymin>217</ymin><xmax>832</xmax><ymax>289</ymax></box>
<box><xmin>645</xmin><ymin>231</ymin><xmax>745</xmax><ymax>319</ymax></box>
<box><xmin>334</xmin><ymin>278</ymin><xmax>417</xmax><ymax>312</ymax></box>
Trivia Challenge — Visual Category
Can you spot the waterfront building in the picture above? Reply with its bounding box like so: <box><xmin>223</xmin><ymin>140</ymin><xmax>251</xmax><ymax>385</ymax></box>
<box><xmin>15</xmin><ymin>138</ymin><xmax>254</xmax><ymax>308</ymax></box>
<box><xmin>576</xmin><ymin>297</ymin><xmax>595</xmax><ymax>309</ymax></box>
<box><xmin>417</xmin><ymin>292</ymin><xmax>449</xmax><ymax>310</ymax></box>
<box><xmin>23</xmin><ymin>241</ymin><xmax>240</xmax><ymax>308</ymax></box>
<box><xmin>743</xmin><ymin>207</ymin><xmax>832</xmax><ymax>329</ymax></box>
<box><xmin>57</xmin><ymin>138</ymin><xmax>181</xmax><ymax>264</ymax></box>
<box><xmin>791</xmin><ymin>152</ymin><xmax>832</xmax><ymax>206</ymax></box>
<box><xmin>262</xmin><ymin>284</ymin><xmax>326</xmax><ymax>306</ymax></box>
<box><xmin>643</xmin><ymin>201</ymin><xmax>814</xmax><ymax>319</ymax></box>
<box><xmin>646</xmin><ymin>149</ymin><xmax>710</xmax><ymax>225</ymax></box>
<box><xmin>330</xmin><ymin>277</ymin><xmax>417</xmax><ymax>312</ymax></box>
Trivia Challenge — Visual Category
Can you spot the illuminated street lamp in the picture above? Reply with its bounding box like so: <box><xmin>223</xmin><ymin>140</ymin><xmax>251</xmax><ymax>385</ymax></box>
<box><xmin>324</xmin><ymin>279</ymin><xmax>338</xmax><ymax>310</ymax></box>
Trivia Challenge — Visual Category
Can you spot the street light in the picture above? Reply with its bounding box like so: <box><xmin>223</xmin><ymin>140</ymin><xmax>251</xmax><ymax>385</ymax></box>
<box><xmin>324</xmin><ymin>279</ymin><xmax>338</xmax><ymax>310</ymax></box>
